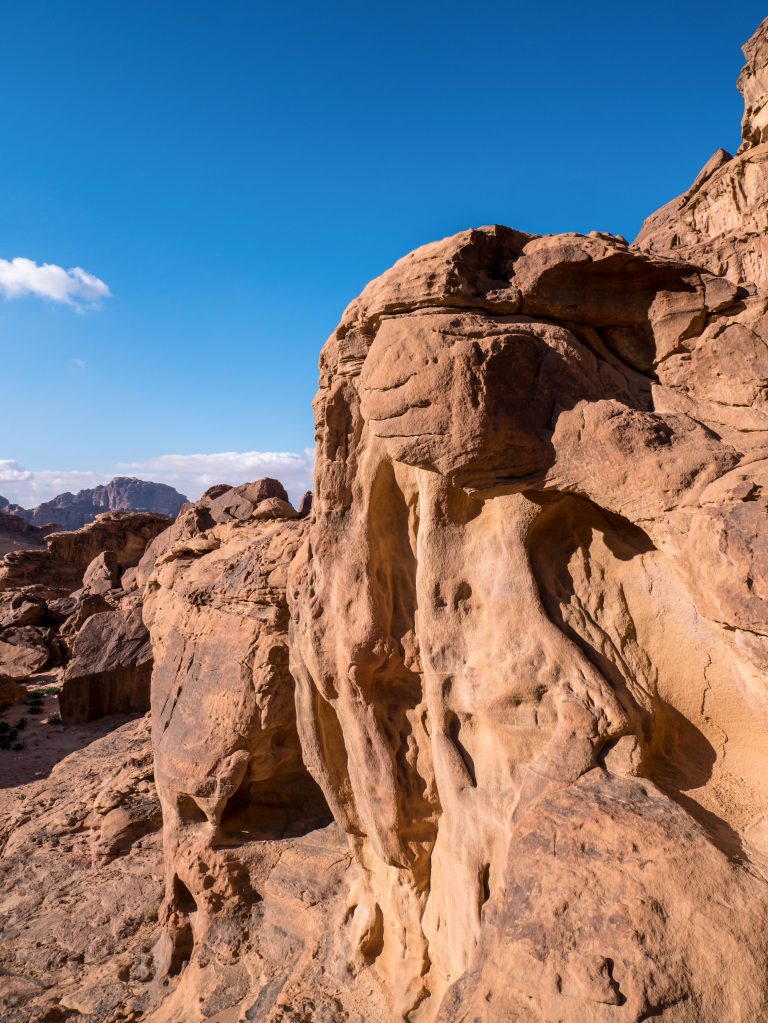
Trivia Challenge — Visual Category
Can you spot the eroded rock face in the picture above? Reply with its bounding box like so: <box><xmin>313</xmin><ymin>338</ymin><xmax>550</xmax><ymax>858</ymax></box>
<box><xmin>60</xmin><ymin>595</ymin><xmax>154</xmax><ymax>723</ymax></box>
<box><xmin>0</xmin><ymin>510</ymin><xmax>171</xmax><ymax>597</ymax></box>
<box><xmin>7</xmin><ymin>21</ymin><xmax>768</xmax><ymax>1023</ymax></box>
<box><xmin>0</xmin><ymin>717</ymin><xmax>164</xmax><ymax>1023</ymax></box>
<box><xmin>143</xmin><ymin>482</ymin><xmax>349</xmax><ymax>1016</ymax></box>
<box><xmin>288</xmin><ymin>218</ymin><xmax>768</xmax><ymax>1019</ymax></box>
<box><xmin>0</xmin><ymin>511</ymin><xmax>171</xmax><ymax>716</ymax></box>
<box><xmin>0</xmin><ymin>511</ymin><xmax>53</xmax><ymax>557</ymax></box>
<box><xmin>635</xmin><ymin>19</ymin><xmax>768</xmax><ymax>292</ymax></box>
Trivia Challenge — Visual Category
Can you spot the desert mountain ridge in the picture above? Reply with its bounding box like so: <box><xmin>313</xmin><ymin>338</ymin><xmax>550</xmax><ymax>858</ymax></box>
<box><xmin>2</xmin><ymin>16</ymin><xmax>768</xmax><ymax>1023</ymax></box>
<box><xmin>0</xmin><ymin>476</ymin><xmax>188</xmax><ymax>531</ymax></box>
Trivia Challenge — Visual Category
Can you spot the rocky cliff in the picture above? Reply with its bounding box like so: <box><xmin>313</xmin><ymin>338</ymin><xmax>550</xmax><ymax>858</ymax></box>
<box><xmin>4</xmin><ymin>476</ymin><xmax>187</xmax><ymax>530</ymax></box>
<box><xmin>636</xmin><ymin>17</ymin><xmax>768</xmax><ymax>292</ymax></box>
<box><xmin>4</xmin><ymin>18</ymin><xmax>768</xmax><ymax>1023</ymax></box>
<box><xmin>0</xmin><ymin>511</ymin><xmax>54</xmax><ymax>557</ymax></box>
<box><xmin>287</xmin><ymin>215</ymin><xmax>768</xmax><ymax>1019</ymax></box>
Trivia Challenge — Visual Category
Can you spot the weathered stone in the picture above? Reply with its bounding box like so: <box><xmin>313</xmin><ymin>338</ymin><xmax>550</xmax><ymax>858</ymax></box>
<box><xmin>636</xmin><ymin>19</ymin><xmax>768</xmax><ymax>294</ymax></box>
<box><xmin>0</xmin><ymin>511</ymin><xmax>171</xmax><ymax>597</ymax></box>
<box><xmin>0</xmin><ymin>592</ymin><xmax>47</xmax><ymax>629</ymax></box>
<box><xmin>0</xmin><ymin>638</ymin><xmax>48</xmax><ymax>680</ymax></box>
<box><xmin>0</xmin><ymin>510</ymin><xmax>54</xmax><ymax>557</ymax></box>
<box><xmin>0</xmin><ymin>678</ymin><xmax>27</xmax><ymax>706</ymax></box>
<box><xmin>60</xmin><ymin>596</ymin><xmax>153</xmax><ymax>723</ymax></box>
<box><xmin>82</xmin><ymin>550</ymin><xmax>120</xmax><ymax>595</ymax></box>
<box><xmin>143</xmin><ymin>482</ymin><xmax>330</xmax><ymax>998</ymax></box>
<box><xmin>288</xmin><ymin>214</ymin><xmax>768</xmax><ymax>1016</ymax></box>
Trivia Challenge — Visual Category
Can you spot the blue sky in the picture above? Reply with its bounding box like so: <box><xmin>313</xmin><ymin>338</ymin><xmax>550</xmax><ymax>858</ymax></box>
<box><xmin>1</xmin><ymin>1</ymin><xmax>765</xmax><ymax>504</ymax></box>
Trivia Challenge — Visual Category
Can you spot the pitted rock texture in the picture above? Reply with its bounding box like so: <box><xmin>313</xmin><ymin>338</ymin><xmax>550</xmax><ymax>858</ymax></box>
<box><xmin>288</xmin><ymin>220</ymin><xmax>768</xmax><ymax>1020</ymax></box>
<box><xmin>636</xmin><ymin>19</ymin><xmax>768</xmax><ymax>292</ymax></box>
<box><xmin>141</xmin><ymin>482</ymin><xmax>389</xmax><ymax>1020</ymax></box>
<box><xmin>0</xmin><ymin>716</ymin><xmax>165</xmax><ymax>1023</ymax></box>
<box><xmin>7</xmin><ymin>21</ymin><xmax>768</xmax><ymax>1023</ymax></box>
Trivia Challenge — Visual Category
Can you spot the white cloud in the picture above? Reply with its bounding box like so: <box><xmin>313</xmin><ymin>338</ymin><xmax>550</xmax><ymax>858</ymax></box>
<box><xmin>0</xmin><ymin>462</ymin><xmax>109</xmax><ymax>506</ymax></box>
<box><xmin>0</xmin><ymin>460</ymin><xmax>33</xmax><ymax>484</ymax></box>
<box><xmin>72</xmin><ymin>357</ymin><xmax>86</xmax><ymax>369</ymax></box>
<box><xmin>0</xmin><ymin>451</ymin><xmax>315</xmax><ymax>509</ymax></box>
<box><xmin>0</xmin><ymin>257</ymin><xmax>111</xmax><ymax>309</ymax></box>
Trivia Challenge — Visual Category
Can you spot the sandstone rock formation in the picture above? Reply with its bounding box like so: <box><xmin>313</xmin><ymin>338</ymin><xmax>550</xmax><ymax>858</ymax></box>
<box><xmin>141</xmin><ymin>480</ymin><xmax>353</xmax><ymax>1014</ymax></box>
<box><xmin>0</xmin><ymin>511</ymin><xmax>171</xmax><ymax>719</ymax></box>
<box><xmin>0</xmin><ymin>511</ymin><xmax>54</xmax><ymax>557</ymax></box>
<box><xmin>283</xmin><ymin>29</ymin><xmax>768</xmax><ymax>1011</ymax></box>
<box><xmin>60</xmin><ymin>595</ymin><xmax>154</xmax><ymax>723</ymax></box>
<box><xmin>3</xmin><ymin>476</ymin><xmax>187</xmax><ymax>531</ymax></box>
<box><xmin>0</xmin><ymin>510</ymin><xmax>171</xmax><ymax>597</ymax></box>
<box><xmin>0</xmin><ymin>717</ymin><xmax>165</xmax><ymax>1022</ymax></box>
<box><xmin>5</xmin><ymin>19</ymin><xmax>768</xmax><ymax>1023</ymax></box>
<box><xmin>636</xmin><ymin>18</ymin><xmax>768</xmax><ymax>292</ymax></box>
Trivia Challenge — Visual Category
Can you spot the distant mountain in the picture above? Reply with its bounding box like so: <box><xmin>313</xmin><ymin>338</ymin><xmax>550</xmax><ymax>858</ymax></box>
<box><xmin>0</xmin><ymin>476</ymin><xmax>188</xmax><ymax>531</ymax></box>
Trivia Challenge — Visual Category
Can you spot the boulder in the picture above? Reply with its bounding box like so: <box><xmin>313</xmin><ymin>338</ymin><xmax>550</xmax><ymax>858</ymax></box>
<box><xmin>0</xmin><ymin>592</ymin><xmax>47</xmax><ymax>629</ymax></box>
<box><xmin>206</xmin><ymin>477</ymin><xmax>290</xmax><ymax>522</ymax></box>
<box><xmin>59</xmin><ymin>596</ymin><xmax>153</xmax><ymax>723</ymax></box>
<box><xmin>59</xmin><ymin>592</ymin><xmax>112</xmax><ymax>640</ymax></box>
<box><xmin>81</xmin><ymin>550</ymin><xmax>120</xmax><ymax>595</ymax></box>
<box><xmin>0</xmin><ymin>638</ymin><xmax>48</xmax><ymax>680</ymax></box>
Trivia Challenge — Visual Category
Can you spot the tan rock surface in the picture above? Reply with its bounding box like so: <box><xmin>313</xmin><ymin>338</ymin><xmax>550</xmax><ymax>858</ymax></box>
<box><xmin>142</xmin><ymin>483</ymin><xmax>386</xmax><ymax>1020</ymax></box>
<box><xmin>6</xmin><ymin>20</ymin><xmax>768</xmax><ymax>1023</ymax></box>
<box><xmin>60</xmin><ymin>594</ymin><xmax>154</xmax><ymax>723</ymax></box>
<box><xmin>0</xmin><ymin>716</ymin><xmax>165</xmax><ymax>1023</ymax></box>
<box><xmin>0</xmin><ymin>638</ymin><xmax>49</xmax><ymax>681</ymax></box>
<box><xmin>0</xmin><ymin>511</ymin><xmax>172</xmax><ymax>724</ymax></box>
<box><xmin>0</xmin><ymin>510</ymin><xmax>171</xmax><ymax>597</ymax></box>
<box><xmin>289</xmin><ymin>219</ymin><xmax>768</xmax><ymax>1016</ymax></box>
<box><xmin>636</xmin><ymin>19</ymin><xmax>768</xmax><ymax>292</ymax></box>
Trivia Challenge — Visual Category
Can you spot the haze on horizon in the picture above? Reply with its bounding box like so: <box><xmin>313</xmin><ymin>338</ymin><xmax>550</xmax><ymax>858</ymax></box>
<box><xmin>2</xmin><ymin>0</ymin><xmax>765</xmax><ymax>507</ymax></box>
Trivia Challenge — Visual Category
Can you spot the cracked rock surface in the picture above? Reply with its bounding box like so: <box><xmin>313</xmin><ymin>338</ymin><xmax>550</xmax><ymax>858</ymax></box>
<box><xmin>5</xmin><ymin>19</ymin><xmax>768</xmax><ymax>1023</ymax></box>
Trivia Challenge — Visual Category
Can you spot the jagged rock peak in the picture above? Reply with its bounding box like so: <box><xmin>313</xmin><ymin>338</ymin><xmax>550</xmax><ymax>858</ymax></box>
<box><xmin>8</xmin><ymin>476</ymin><xmax>187</xmax><ymax>531</ymax></box>
<box><xmin>635</xmin><ymin>19</ymin><xmax>768</xmax><ymax>293</ymax></box>
<box><xmin>740</xmin><ymin>16</ymin><xmax>768</xmax><ymax>149</ymax></box>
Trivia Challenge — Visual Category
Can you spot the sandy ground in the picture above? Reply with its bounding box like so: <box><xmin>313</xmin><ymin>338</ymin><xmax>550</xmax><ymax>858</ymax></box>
<box><xmin>0</xmin><ymin>671</ymin><xmax>137</xmax><ymax>798</ymax></box>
